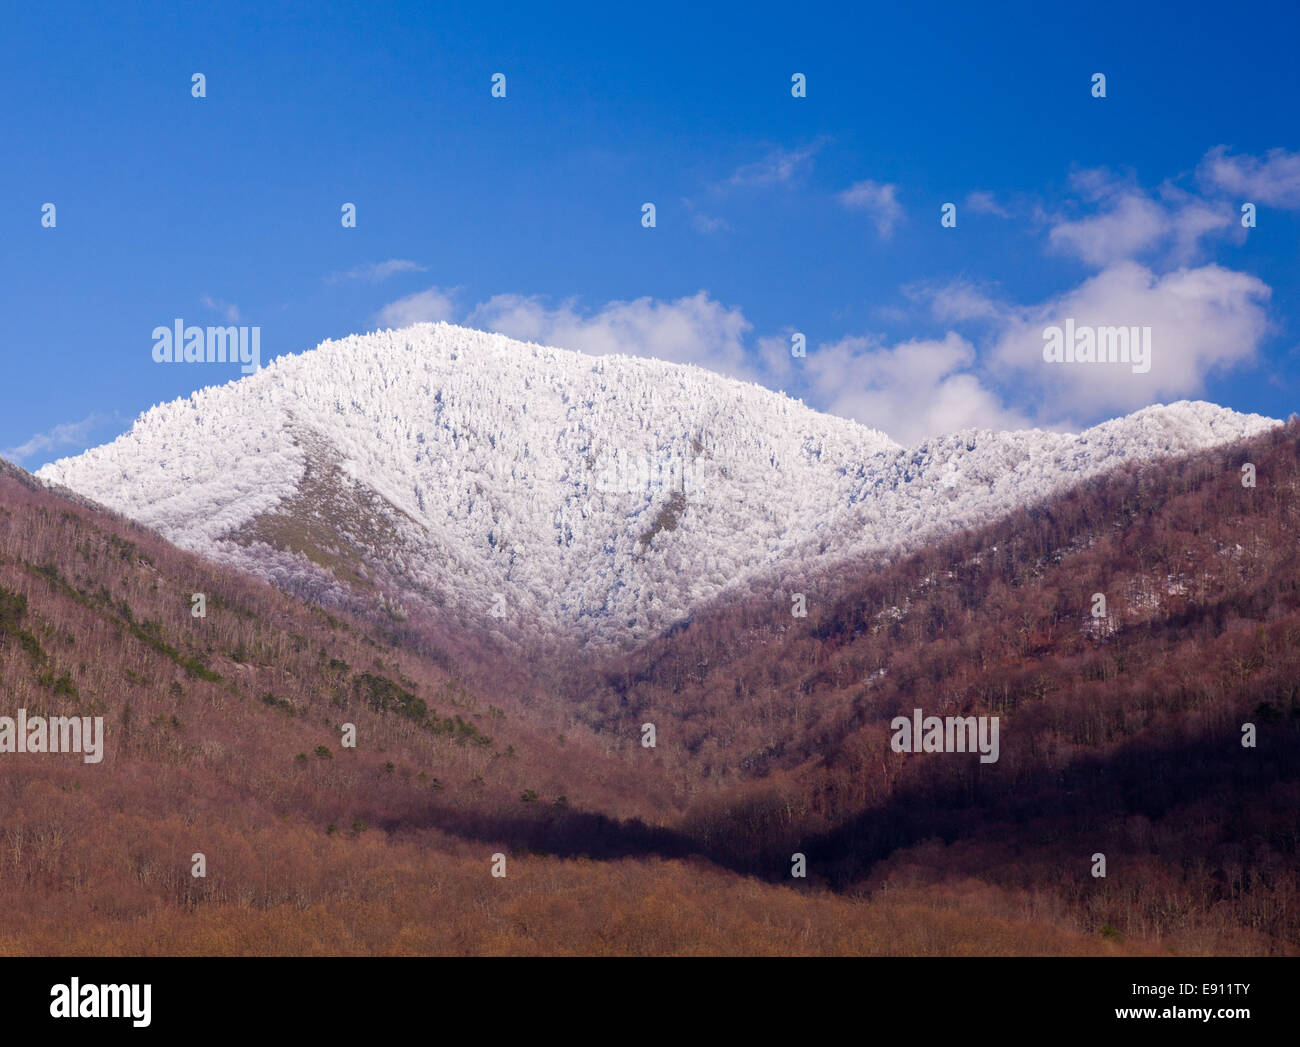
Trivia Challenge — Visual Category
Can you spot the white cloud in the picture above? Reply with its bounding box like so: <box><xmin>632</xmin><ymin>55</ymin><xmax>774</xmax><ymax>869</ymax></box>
<box><xmin>461</xmin><ymin>290</ymin><xmax>1039</xmax><ymax>443</ymax></box>
<box><xmin>1164</xmin><ymin>195</ymin><xmax>1237</xmax><ymax>264</ymax></box>
<box><xmin>466</xmin><ymin>291</ymin><xmax>756</xmax><ymax>379</ymax></box>
<box><xmin>375</xmin><ymin>285</ymin><xmax>459</xmax><ymax>327</ymax></box>
<box><xmin>681</xmin><ymin>197</ymin><xmax>730</xmax><ymax>234</ymax></box>
<box><xmin>804</xmin><ymin>332</ymin><xmax>1031</xmax><ymax>443</ymax></box>
<box><xmin>989</xmin><ymin>261</ymin><xmax>1272</xmax><ymax>419</ymax></box>
<box><xmin>3</xmin><ymin>413</ymin><xmax>112</xmax><ymax>466</ymax></box>
<box><xmin>965</xmin><ymin>190</ymin><xmax>1010</xmax><ymax>217</ymax></box>
<box><xmin>756</xmin><ymin>332</ymin><xmax>798</xmax><ymax>388</ymax></box>
<box><xmin>1069</xmin><ymin>167</ymin><xmax>1118</xmax><ymax>203</ymax></box>
<box><xmin>373</xmin><ymin>247</ymin><xmax>1271</xmax><ymax>442</ymax></box>
<box><xmin>691</xmin><ymin>211</ymin><xmax>730</xmax><ymax>234</ymax></box>
<box><xmin>1046</xmin><ymin>170</ymin><xmax>1236</xmax><ymax>268</ymax></box>
<box><xmin>838</xmin><ymin>179</ymin><xmax>903</xmax><ymax>238</ymax></box>
<box><xmin>909</xmin><ymin>280</ymin><xmax>1009</xmax><ymax>324</ymax></box>
<box><xmin>329</xmin><ymin>259</ymin><xmax>428</xmax><ymax>284</ymax></box>
<box><xmin>1049</xmin><ymin>192</ymin><xmax>1170</xmax><ymax>266</ymax></box>
<box><xmin>1199</xmin><ymin>145</ymin><xmax>1300</xmax><ymax>208</ymax></box>
<box><xmin>724</xmin><ymin>142</ymin><xmax>823</xmax><ymax>190</ymax></box>
<box><xmin>199</xmin><ymin>294</ymin><xmax>240</xmax><ymax>323</ymax></box>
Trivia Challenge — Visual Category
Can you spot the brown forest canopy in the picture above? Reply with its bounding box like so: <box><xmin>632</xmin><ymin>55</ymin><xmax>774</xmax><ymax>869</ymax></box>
<box><xmin>0</xmin><ymin>424</ymin><xmax>1297</xmax><ymax>955</ymax></box>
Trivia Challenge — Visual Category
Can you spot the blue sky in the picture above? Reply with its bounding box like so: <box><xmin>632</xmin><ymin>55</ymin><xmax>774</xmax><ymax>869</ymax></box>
<box><xmin>3</xmin><ymin>0</ymin><xmax>1298</xmax><ymax>465</ymax></box>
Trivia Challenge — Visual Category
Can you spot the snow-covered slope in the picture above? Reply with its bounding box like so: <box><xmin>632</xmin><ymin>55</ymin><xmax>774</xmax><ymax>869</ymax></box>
<box><xmin>37</xmin><ymin>322</ymin><xmax>1280</xmax><ymax>646</ymax></box>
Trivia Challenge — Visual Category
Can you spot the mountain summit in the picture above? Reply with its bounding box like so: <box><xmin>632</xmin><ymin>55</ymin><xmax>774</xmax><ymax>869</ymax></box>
<box><xmin>37</xmin><ymin>322</ymin><xmax>1280</xmax><ymax>646</ymax></box>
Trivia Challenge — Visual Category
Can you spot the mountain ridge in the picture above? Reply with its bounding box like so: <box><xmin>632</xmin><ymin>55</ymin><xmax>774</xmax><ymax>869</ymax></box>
<box><xmin>36</xmin><ymin>322</ymin><xmax>1281</xmax><ymax>646</ymax></box>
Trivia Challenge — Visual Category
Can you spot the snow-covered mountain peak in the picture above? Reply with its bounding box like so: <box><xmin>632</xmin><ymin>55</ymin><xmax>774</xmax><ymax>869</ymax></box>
<box><xmin>36</xmin><ymin>322</ymin><xmax>1280</xmax><ymax>645</ymax></box>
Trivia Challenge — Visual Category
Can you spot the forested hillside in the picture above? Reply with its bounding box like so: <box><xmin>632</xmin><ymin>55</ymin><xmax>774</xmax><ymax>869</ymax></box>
<box><xmin>3</xmin><ymin>418</ymin><xmax>1298</xmax><ymax>955</ymax></box>
<box><xmin>559</xmin><ymin>420</ymin><xmax>1300</xmax><ymax>952</ymax></box>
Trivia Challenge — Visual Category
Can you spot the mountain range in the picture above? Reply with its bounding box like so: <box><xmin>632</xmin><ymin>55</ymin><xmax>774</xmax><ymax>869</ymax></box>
<box><xmin>36</xmin><ymin>322</ymin><xmax>1281</xmax><ymax>649</ymax></box>
<box><xmin>5</xmin><ymin>325</ymin><xmax>1298</xmax><ymax>955</ymax></box>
